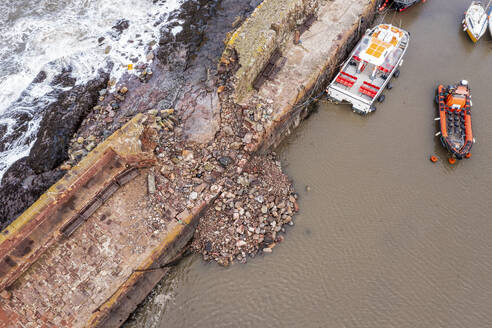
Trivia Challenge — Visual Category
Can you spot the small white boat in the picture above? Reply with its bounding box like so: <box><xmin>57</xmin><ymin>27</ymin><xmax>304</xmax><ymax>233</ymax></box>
<box><xmin>462</xmin><ymin>1</ymin><xmax>488</xmax><ymax>42</ymax></box>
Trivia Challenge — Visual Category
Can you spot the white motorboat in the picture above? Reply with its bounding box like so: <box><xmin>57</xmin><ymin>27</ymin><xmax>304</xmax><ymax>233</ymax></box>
<box><xmin>462</xmin><ymin>1</ymin><xmax>488</xmax><ymax>42</ymax></box>
<box><xmin>326</xmin><ymin>24</ymin><xmax>409</xmax><ymax>114</ymax></box>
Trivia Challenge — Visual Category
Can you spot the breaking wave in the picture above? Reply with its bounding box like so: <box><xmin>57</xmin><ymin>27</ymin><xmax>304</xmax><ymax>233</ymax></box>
<box><xmin>0</xmin><ymin>0</ymin><xmax>184</xmax><ymax>180</ymax></box>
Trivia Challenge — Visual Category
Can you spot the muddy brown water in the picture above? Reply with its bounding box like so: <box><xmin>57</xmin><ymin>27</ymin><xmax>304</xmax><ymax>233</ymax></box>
<box><xmin>126</xmin><ymin>1</ymin><xmax>492</xmax><ymax>327</ymax></box>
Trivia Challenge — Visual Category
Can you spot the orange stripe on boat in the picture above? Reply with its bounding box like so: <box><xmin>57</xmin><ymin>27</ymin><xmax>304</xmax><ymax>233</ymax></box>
<box><xmin>465</xmin><ymin>114</ymin><xmax>473</xmax><ymax>141</ymax></box>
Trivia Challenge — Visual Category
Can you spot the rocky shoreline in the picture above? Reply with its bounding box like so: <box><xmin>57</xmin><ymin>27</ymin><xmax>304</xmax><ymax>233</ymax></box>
<box><xmin>0</xmin><ymin>72</ymin><xmax>109</xmax><ymax>230</ymax></box>
<box><xmin>0</xmin><ymin>0</ymin><xmax>257</xmax><ymax>230</ymax></box>
<box><xmin>0</xmin><ymin>0</ymin><xmax>296</xmax><ymax>266</ymax></box>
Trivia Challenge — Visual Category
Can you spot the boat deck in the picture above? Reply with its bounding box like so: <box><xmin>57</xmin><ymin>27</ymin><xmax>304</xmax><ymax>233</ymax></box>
<box><xmin>445</xmin><ymin>108</ymin><xmax>466</xmax><ymax>146</ymax></box>
<box><xmin>337</xmin><ymin>62</ymin><xmax>387</xmax><ymax>100</ymax></box>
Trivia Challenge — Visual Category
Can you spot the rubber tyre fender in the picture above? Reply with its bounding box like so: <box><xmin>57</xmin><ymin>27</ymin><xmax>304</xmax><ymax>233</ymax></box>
<box><xmin>393</xmin><ymin>69</ymin><xmax>400</xmax><ymax>78</ymax></box>
<box><xmin>377</xmin><ymin>94</ymin><xmax>385</xmax><ymax>103</ymax></box>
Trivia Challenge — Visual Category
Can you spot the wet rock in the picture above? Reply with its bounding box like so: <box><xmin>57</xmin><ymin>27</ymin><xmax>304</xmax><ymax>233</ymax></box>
<box><xmin>218</xmin><ymin>156</ymin><xmax>232</xmax><ymax>167</ymax></box>
<box><xmin>27</xmin><ymin>73</ymin><xmax>109</xmax><ymax>174</ymax></box>
<box><xmin>50</xmin><ymin>67</ymin><xmax>76</xmax><ymax>87</ymax></box>
<box><xmin>0</xmin><ymin>158</ymin><xmax>64</xmax><ymax>230</ymax></box>
<box><xmin>32</xmin><ymin>70</ymin><xmax>47</xmax><ymax>83</ymax></box>
<box><xmin>112</xmin><ymin>19</ymin><xmax>130</xmax><ymax>34</ymax></box>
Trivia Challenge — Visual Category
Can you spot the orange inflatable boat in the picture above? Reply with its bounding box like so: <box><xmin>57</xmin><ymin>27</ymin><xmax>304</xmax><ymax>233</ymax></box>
<box><xmin>436</xmin><ymin>80</ymin><xmax>474</xmax><ymax>159</ymax></box>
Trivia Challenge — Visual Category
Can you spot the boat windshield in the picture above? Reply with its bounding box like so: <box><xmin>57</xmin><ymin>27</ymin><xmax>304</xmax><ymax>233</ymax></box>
<box><xmin>380</xmin><ymin>47</ymin><xmax>403</xmax><ymax>72</ymax></box>
<box><xmin>353</xmin><ymin>35</ymin><xmax>370</xmax><ymax>58</ymax></box>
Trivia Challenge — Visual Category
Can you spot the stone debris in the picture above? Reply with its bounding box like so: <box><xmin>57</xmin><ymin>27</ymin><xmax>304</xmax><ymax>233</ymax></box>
<box><xmin>0</xmin><ymin>290</ymin><xmax>11</xmax><ymax>300</ymax></box>
<box><xmin>54</xmin><ymin>0</ymin><xmax>303</xmax><ymax>268</ymax></box>
<box><xmin>55</xmin><ymin>61</ymin><xmax>299</xmax><ymax>269</ymax></box>
<box><xmin>191</xmin><ymin>154</ymin><xmax>298</xmax><ymax>266</ymax></box>
<box><xmin>148</xmin><ymin>172</ymin><xmax>156</xmax><ymax>195</ymax></box>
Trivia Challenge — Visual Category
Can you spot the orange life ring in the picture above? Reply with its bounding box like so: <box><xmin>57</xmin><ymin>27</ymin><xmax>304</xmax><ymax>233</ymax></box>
<box><xmin>448</xmin><ymin>158</ymin><xmax>456</xmax><ymax>164</ymax></box>
<box><xmin>430</xmin><ymin>156</ymin><xmax>438</xmax><ymax>163</ymax></box>
<box><xmin>465</xmin><ymin>153</ymin><xmax>471</xmax><ymax>159</ymax></box>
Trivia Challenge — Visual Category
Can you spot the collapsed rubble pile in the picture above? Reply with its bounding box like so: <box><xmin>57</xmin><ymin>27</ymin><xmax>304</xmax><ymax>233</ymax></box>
<box><xmin>22</xmin><ymin>0</ymin><xmax>300</xmax><ymax>266</ymax></box>
<box><xmin>131</xmin><ymin>75</ymin><xmax>300</xmax><ymax>265</ymax></box>
<box><xmin>191</xmin><ymin>154</ymin><xmax>298</xmax><ymax>266</ymax></box>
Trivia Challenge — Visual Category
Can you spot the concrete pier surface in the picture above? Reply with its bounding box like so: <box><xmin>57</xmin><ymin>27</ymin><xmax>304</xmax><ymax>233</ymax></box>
<box><xmin>0</xmin><ymin>0</ymin><xmax>377</xmax><ymax>326</ymax></box>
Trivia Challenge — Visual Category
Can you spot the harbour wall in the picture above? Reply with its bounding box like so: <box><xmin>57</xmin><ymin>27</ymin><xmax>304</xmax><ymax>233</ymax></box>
<box><xmin>0</xmin><ymin>0</ymin><xmax>378</xmax><ymax>326</ymax></box>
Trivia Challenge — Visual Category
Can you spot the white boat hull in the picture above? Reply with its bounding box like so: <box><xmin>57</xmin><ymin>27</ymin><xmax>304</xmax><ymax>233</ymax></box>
<box><xmin>463</xmin><ymin>1</ymin><xmax>488</xmax><ymax>42</ymax></box>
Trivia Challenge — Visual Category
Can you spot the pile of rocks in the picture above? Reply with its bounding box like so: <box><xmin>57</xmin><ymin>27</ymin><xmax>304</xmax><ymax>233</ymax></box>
<box><xmin>137</xmin><ymin>78</ymin><xmax>299</xmax><ymax>266</ymax></box>
<box><xmin>56</xmin><ymin>16</ymin><xmax>300</xmax><ymax>266</ymax></box>
<box><xmin>191</xmin><ymin>154</ymin><xmax>298</xmax><ymax>266</ymax></box>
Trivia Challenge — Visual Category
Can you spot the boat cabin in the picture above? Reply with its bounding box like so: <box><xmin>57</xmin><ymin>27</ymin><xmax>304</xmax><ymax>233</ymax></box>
<box><xmin>446</xmin><ymin>86</ymin><xmax>468</xmax><ymax>110</ymax></box>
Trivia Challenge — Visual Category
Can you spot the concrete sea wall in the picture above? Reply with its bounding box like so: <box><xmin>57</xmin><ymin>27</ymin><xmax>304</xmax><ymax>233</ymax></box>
<box><xmin>221</xmin><ymin>0</ymin><xmax>378</xmax><ymax>152</ymax></box>
<box><xmin>222</xmin><ymin>0</ymin><xmax>323</xmax><ymax>102</ymax></box>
